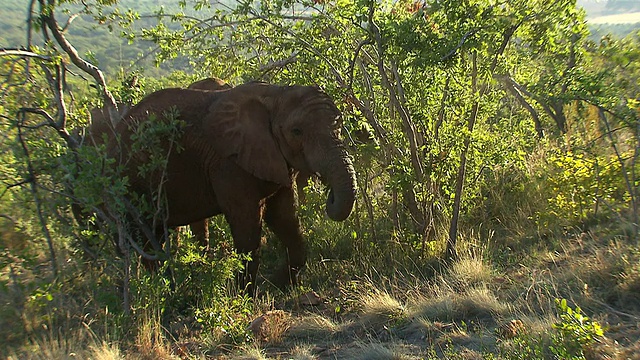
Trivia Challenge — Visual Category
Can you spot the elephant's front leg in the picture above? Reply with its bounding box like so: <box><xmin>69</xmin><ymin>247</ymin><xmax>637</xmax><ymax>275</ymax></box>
<box><xmin>264</xmin><ymin>186</ymin><xmax>306</xmax><ymax>289</ymax></box>
<box><xmin>213</xmin><ymin>163</ymin><xmax>266</xmax><ymax>296</ymax></box>
<box><xmin>222</xmin><ymin>202</ymin><xmax>264</xmax><ymax>296</ymax></box>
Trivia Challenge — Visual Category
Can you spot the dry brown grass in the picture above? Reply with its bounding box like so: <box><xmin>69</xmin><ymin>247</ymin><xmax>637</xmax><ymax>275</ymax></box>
<box><xmin>130</xmin><ymin>311</ymin><xmax>176</xmax><ymax>360</ymax></box>
<box><xmin>358</xmin><ymin>290</ymin><xmax>407</xmax><ymax>327</ymax></box>
<box><xmin>287</xmin><ymin>314</ymin><xmax>342</xmax><ymax>342</ymax></box>
<box><xmin>5</xmin><ymin>328</ymin><xmax>123</xmax><ymax>360</ymax></box>
<box><xmin>248</xmin><ymin>310</ymin><xmax>291</xmax><ymax>344</ymax></box>
<box><xmin>344</xmin><ymin>342</ymin><xmax>419</xmax><ymax>360</ymax></box>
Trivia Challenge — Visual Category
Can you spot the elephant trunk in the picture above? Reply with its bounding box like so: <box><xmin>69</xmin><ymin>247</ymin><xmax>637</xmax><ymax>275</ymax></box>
<box><xmin>315</xmin><ymin>144</ymin><xmax>357</xmax><ymax>222</ymax></box>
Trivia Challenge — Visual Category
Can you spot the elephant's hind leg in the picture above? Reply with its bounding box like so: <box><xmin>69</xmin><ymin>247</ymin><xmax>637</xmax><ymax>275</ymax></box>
<box><xmin>264</xmin><ymin>186</ymin><xmax>306</xmax><ymax>289</ymax></box>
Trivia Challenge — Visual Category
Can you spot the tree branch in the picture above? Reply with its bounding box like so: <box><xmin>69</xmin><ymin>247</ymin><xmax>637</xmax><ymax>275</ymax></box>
<box><xmin>16</xmin><ymin>111</ymin><xmax>58</xmax><ymax>277</ymax></box>
<box><xmin>497</xmin><ymin>74</ymin><xmax>544</xmax><ymax>138</ymax></box>
<box><xmin>39</xmin><ymin>0</ymin><xmax>119</xmax><ymax>126</ymax></box>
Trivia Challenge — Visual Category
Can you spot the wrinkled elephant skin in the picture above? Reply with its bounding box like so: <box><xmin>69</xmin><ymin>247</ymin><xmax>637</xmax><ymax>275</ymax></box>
<box><xmin>108</xmin><ymin>83</ymin><xmax>357</xmax><ymax>294</ymax></box>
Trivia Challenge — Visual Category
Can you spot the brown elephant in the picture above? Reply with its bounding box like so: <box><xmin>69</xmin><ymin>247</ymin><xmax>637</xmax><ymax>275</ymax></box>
<box><xmin>187</xmin><ymin>77</ymin><xmax>232</xmax><ymax>91</ymax></box>
<box><xmin>106</xmin><ymin>82</ymin><xmax>357</xmax><ymax>293</ymax></box>
<box><xmin>75</xmin><ymin>78</ymin><xmax>232</xmax><ymax>253</ymax></box>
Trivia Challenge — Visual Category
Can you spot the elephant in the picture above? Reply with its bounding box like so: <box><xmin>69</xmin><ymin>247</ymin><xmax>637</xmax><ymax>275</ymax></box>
<box><xmin>74</xmin><ymin>78</ymin><xmax>233</xmax><ymax>253</ymax></box>
<box><xmin>187</xmin><ymin>77</ymin><xmax>232</xmax><ymax>91</ymax></box>
<box><xmin>104</xmin><ymin>82</ymin><xmax>357</xmax><ymax>294</ymax></box>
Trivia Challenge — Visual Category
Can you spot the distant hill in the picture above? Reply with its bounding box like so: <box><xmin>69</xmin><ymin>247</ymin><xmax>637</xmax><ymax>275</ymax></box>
<box><xmin>578</xmin><ymin>0</ymin><xmax>640</xmax><ymax>38</ymax></box>
<box><xmin>578</xmin><ymin>0</ymin><xmax>640</xmax><ymax>17</ymax></box>
<box><xmin>0</xmin><ymin>0</ymin><xmax>223</xmax><ymax>76</ymax></box>
<box><xmin>602</xmin><ymin>0</ymin><xmax>640</xmax><ymax>15</ymax></box>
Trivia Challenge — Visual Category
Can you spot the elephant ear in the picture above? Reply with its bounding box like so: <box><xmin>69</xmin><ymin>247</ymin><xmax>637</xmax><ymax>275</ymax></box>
<box><xmin>203</xmin><ymin>97</ymin><xmax>291</xmax><ymax>186</ymax></box>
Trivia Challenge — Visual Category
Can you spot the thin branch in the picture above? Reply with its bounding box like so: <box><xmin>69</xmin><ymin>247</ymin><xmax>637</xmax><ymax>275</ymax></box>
<box><xmin>369</xmin><ymin>1</ymin><xmax>424</xmax><ymax>181</ymax></box>
<box><xmin>440</xmin><ymin>29</ymin><xmax>476</xmax><ymax>62</ymax></box>
<box><xmin>258</xmin><ymin>51</ymin><xmax>299</xmax><ymax>78</ymax></box>
<box><xmin>497</xmin><ymin>74</ymin><xmax>544</xmax><ymax>138</ymax></box>
<box><xmin>347</xmin><ymin>38</ymin><xmax>372</xmax><ymax>90</ymax></box>
<box><xmin>0</xmin><ymin>48</ymin><xmax>52</xmax><ymax>61</ymax></box>
<box><xmin>60</xmin><ymin>13</ymin><xmax>80</xmax><ymax>33</ymax></box>
<box><xmin>247</xmin><ymin>8</ymin><xmax>345</xmax><ymax>86</ymax></box>
<box><xmin>599</xmin><ymin>108</ymin><xmax>638</xmax><ymax>224</ymax></box>
<box><xmin>39</xmin><ymin>0</ymin><xmax>119</xmax><ymax>126</ymax></box>
<box><xmin>0</xmin><ymin>177</ymin><xmax>34</xmax><ymax>200</ymax></box>
<box><xmin>16</xmin><ymin>111</ymin><xmax>58</xmax><ymax>277</ymax></box>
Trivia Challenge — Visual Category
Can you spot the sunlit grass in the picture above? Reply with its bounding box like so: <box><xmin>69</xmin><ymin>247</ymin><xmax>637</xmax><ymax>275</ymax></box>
<box><xmin>5</xmin><ymin>328</ymin><xmax>122</xmax><ymax>360</ymax></box>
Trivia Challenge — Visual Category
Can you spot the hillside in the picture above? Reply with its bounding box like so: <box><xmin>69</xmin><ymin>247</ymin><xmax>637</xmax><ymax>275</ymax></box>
<box><xmin>0</xmin><ymin>0</ymin><xmax>225</xmax><ymax>75</ymax></box>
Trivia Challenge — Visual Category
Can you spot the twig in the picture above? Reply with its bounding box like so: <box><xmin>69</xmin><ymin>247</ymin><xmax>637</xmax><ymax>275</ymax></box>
<box><xmin>16</xmin><ymin>111</ymin><xmax>58</xmax><ymax>277</ymax></box>
<box><xmin>0</xmin><ymin>48</ymin><xmax>52</xmax><ymax>61</ymax></box>
<box><xmin>590</xmin><ymin>298</ymin><xmax>640</xmax><ymax>321</ymax></box>
<box><xmin>440</xmin><ymin>29</ymin><xmax>476</xmax><ymax>62</ymax></box>
<box><xmin>39</xmin><ymin>0</ymin><xmax>119</xmax><ymax>126</ymax></box>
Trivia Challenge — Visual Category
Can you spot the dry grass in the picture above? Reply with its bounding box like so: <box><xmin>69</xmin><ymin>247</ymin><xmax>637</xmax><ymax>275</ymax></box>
<box><xmin>232</xmin><ymin>344</ymin><xmax>269</xmax><ymax>360</ymax></box>
<box><xmin>288</xmin><ymin>344</ymin><xmax>319</xmax><ymax>360</ymax></box>
<box><xmin>131</xmin><ymin>311</ymin><xmax>176</xmax><ymax>360</ymax></box>
<box><xmin>345</xmin><ymin>342</ymin><xmax>418</xmax><ymax>360</ymax></box>
<box><xmin>358</xmin><ymin>290</ymin><xmax>407</xmax><ymax>326</ymax></box>
<box><xmin>445</xmin><ymin>256</ymin><xmax>494</xmax><ymax>290</ymax></box>
<box><xmin>287</xmin><ymin>314</ymin><xmax>342</xmax><ymax>342</ymax></box>
<box><xmin>248</xmin><ymin>310</ymin><xmax>291</xmax><ymax>344</ymax></box>
<box><xmin>4</xmin><ymin>222</ymin><xmax>639</xmax><ymax>359</ymax></box>
<box><xmin>5</xmin><ymin>328</ymin><xmax>123</xmax><ymax>360</ymax></box>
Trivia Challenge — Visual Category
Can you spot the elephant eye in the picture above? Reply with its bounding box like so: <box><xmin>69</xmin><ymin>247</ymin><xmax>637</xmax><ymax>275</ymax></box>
<box><xmin>292</xmin><ymin>128</ymin><xmax>303</xmax><ymax>136</ymax></box>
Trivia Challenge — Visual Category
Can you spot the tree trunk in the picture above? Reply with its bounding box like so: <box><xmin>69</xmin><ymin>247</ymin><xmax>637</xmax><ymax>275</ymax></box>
<box><xmin>446</xmin><ymin>51</ymin><xmax>479</xmax><ymax>262</ymax></box>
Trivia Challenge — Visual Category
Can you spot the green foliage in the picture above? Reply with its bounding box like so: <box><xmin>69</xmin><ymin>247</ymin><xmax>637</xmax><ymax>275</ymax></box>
<box><xmin>550</xmin><ymin>298</ymin><xmax>604</xmax><ymax>359</ymax></box>
<box><xmin>500</xmin><ymin>299</ymin><xmax>604</xmax><ymax>360</ymax></box>
<box><xmin>501</xmin><ymin>332</ymin><xmax>547</xmax><ymax>360</ymax></box>
<box><xmin>541</xmin><ymin>149</ymin><xmax>626</xmax><ymax>226</ymax></box>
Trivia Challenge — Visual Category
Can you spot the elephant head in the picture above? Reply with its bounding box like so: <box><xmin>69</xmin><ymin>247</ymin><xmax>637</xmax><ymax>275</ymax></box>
<box><xmin>206</xmin><ymin>83</ymin><xmax>357</xmax><ymax>221</ymax></box>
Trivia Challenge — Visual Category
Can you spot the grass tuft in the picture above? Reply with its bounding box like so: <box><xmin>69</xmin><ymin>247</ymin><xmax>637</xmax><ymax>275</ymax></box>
<box><xmin>287</xmin><ymin>314</ymin><xmax>342</xmax><ymax>341</ymax></box>
<box><xmin>347</xmin><ymin>342</ymin><xmax>417</xmax><ymax>360</ymax></box>
<box><xmin>359</xmin><ymin>290</ymin><xmax>407</xmax><ymax>326</ymax></box>
<box><xmin>444</xmin><ymin>255</ymin><xmax>493</xmax><ymax>290</ymax></box>
<box><xmin>409</xmin><ymin>286</ymin><xmax>509</xmax><ymax>323</ymax></box>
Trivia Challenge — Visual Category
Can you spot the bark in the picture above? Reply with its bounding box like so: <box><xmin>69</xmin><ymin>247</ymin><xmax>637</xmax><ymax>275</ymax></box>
<box><xmin>498</xmin><ymin>75</ymin><xmax>544</xmax><ymax>138</ymax></box>
<box><xmin>446</xmin><ymin>51</ymin><xmax>479</xmax><ymax>262</ymax></box>
<box><xmin>599</xmin><ymin>108</ymin><xmax>638</xmax><ymax>229</ymax></box>
<box><xmin>39</xmin><ymin>0</ymin><xmax>120</xmax><ymax>127</ymax></box>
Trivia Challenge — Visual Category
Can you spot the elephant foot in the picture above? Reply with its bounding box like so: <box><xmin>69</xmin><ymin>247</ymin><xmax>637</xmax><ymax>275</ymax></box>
<box><xmin>272</xmin><ymin>265</ymin><xmax>302</xmax><ymax>291</ymax></box>
<box><xmin>236</xmin><ymin>260</ymin><xmax>259</xmax><ymax>297</ymax></box>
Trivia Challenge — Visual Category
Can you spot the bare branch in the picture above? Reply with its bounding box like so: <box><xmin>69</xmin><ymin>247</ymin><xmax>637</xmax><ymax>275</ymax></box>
<box><xmin>259</xmin><ymin>51</ymin><xmax>299</xmax><ymax>77</ymax></box>
<box><xmin>18</xmin><ymin>107</ymin><xmax>79</xmax><ymax>148</ymax></box>
<box><xmin>0</xmin><ymin>177</ymin><xmax>34</xmax><ymax>200</ymax></box>
<box><xmin>39</xmin><ymin>0</ymin><xmax>119</xmax><ymax>127</ymax></box>
<box><xmin>0</xmin><ymin>48</ymin><xmax>52</xmax><ymax>61</ymax></box>
<box><xmin>440</xmin><ymin>30</ymin><xmax>476</xmax><ymax>62</ymax></box>
<box><xmin>247</xmin><ymin>8</ymin><xmax>345</xmax><ymax>86</ymax></box>
<box><xmin>347</xmin><ymin>38</ymin><xmax>372</xmax><ymax>91</ymax></box>
<box><xmin>497</xmin><ymin>74</ymin><xmax>544</xmax><ymax>138</ymax></box>
<box><xmin>16</xmin><ymin>112</ymin><xmax>58</xmax><ymax>277</ymax></box>
<box><xmin>60</xmin><ymin>13</ymin><xmax>80</xmax><ymax>33</ymax></box>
